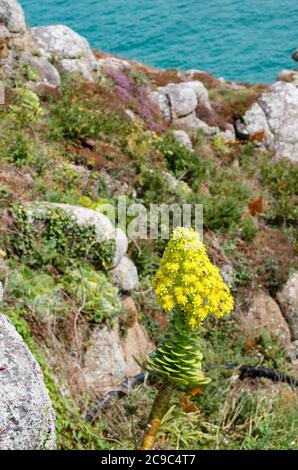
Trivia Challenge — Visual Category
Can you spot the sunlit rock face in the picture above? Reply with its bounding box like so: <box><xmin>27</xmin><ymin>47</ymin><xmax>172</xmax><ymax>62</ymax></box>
<box><xmin>0</xmin><ymin>315</ymin><xmax>56</xmax><ymax>450</ymax></box>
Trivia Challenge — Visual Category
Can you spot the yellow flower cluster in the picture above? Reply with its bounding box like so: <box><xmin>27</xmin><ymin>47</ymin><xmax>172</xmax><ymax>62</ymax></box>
<box><xmin>153</xmin><ymin>227</ymin><xmax>234</xmax><ymax>328</ymax></box>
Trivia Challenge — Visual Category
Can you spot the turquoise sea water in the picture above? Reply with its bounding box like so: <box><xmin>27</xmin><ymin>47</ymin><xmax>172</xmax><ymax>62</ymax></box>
<box><xmin>20</xmin><ymin>0</ymin><xmax>298</xmax><ymax>83</ymax></box>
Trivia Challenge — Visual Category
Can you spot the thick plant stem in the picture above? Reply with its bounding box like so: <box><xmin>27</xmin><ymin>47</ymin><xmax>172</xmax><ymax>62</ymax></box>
<box><xmin>139</xmin><ymin>382</ymin><xmax>172</xmax><ymax>450</ymax></box>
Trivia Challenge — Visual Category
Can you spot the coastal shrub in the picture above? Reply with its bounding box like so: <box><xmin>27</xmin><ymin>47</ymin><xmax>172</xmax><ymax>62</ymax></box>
<box><xmin>0</xmin><ymin>132</ymin><xmax>35</xmax><ymax>168</ymax></box>
<box><xmin>209</xmin><ymin>86</ymin><xmax>259</xmax><ymax>122</ymax></box>
<box><xmin>106</xmin><ymin>68</ymin><xmax>164</xmax><ymax>132</ymax></box>
<box><xmin>202</xmin><ymin>195</ymin><xmax>243</xmax><ymax>231</ymax></box>
<box><xmin>38</xmin><ymin>164</ymin><xmax>86</xmax><ymax>205</ymax></box>
<box><xmin>0</xmin><ymin>183</ymin><xmax>11</xmax><ymax>209</ymax></box>
<box><xmin>50</xmin><ymin>100</ymin><xmax>103</xmax><ymax>143</ymax></box>
<box><xmin>260</xmin><ymin>157</ymin><xmax>298</xmax><ymax>225</ymax></box>
<box><xmin>138</xmin><ymin>166</ymin><xmax>171</xmax><ymax>204</ymax></box>
<box><xmin>11</xmin><ymin>205</ymin><xmax>115</xmax><ymax>271</ymax></box>
<box><xmin>201</xmin><ymin>171</ymin><xmax>251</xmax><ymax>231</ymax></box>
<box><xmin>8</xmin><ymin>88</ymin><xmax>44</xmax><ymax>129</ymax></box>
<box><xmin>157</xmin><ymin>133</ymin><xmax>216</xmax><ymax>189</ymax></box>
<box><xmin>7</xmin><ymin>266</ymin><xmax>67</xmax><ymax>322</ymax></box>
<box><xmin>239</xmin><ymin>217</ymin><xmax>258</xmax><ymax>241</ymax></box>
<box><xmin>126</xmin><ymin>123</ymin><xmax>163</xmax><ymax>167</ymax></box>
<box><xmin>62</xmin><ymin>265</ymin><xmax>122</xmax><ymax>324</ymax></box>
<box><xmin>129</xmin><ymin>240</ymin><xmax>161</xmax><ymax>279</ymax></box>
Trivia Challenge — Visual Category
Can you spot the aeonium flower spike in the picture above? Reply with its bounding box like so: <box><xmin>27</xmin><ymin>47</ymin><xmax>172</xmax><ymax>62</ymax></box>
<box><xmin>153</xmin><ymin>227</ymin><xmax>234</xmax><ymax>329</ymax></box>
<box><xmin>139</xmin><ymin>227</ymin><xmax>234</xmax><ymax>450</ymax></box>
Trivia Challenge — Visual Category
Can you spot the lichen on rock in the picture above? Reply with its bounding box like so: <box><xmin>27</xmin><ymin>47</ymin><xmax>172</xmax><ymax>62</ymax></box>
<box><xmin>0</xmin><ymin>314</ymin><xmax>56</xmax><ymax>450</ymax></box>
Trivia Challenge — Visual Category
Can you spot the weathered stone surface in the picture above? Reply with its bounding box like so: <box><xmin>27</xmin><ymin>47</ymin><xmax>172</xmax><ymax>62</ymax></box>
<box><xmin>121</xmin><ymin>297</ymin><xmax>154</xmax><ymax>377</ymax></box>
<box><xmin>150</xmin><ymin>80</ymin><xmax>211</xmax><ymax>128</ymax></box>
<box><xmin>31</xmin><ymin>25</ymin><xmax>97</xmax><ymax>81</ymax></box>
<box><xmin>191</xmin><ymin>116</ymin><xmax>219</xmax><ymax>135</ymax></box>
<box><xmin>217</xmin><ymin>126</ymin><xmax>236</xmax><ymax>142</ymax></box>
<box><xmin>83</xmin><ymin>325</ymin><xmax>126</xmax><ymax>393</ymax></box>
<box><xmin>27</xmin><ymin>56</ymin><xmax>61</xmax><ymax>88</ymax></box>
<box><xmin>59</xmin><ymin>58</ymin><xmax>94</xmax><ymax>82</ymax></box>
<box><xmin>183</xmin><ymin>80</ymin><xmax>212</xmax><ymax>111</ymax></box>
<box><xmin>150</xmin><ymin>89</ymin><xmax>171</xmax><ymax>121</ymax></box>
<box><xmin>113</xmin><ymin>228</ymin><xmax>128</xmax><ymax>267</ymax></box>
<box><xmin>110</xmin><ymin>256</ymin><xmax>139</xmax><ymax>292</ymax></box>
<box><xmin>236</xmin><ymin>292</ymin><xmax>291</xmax><ymax>350</ymax></box>
<box><xmin>0</xmin><ymin>0</ymin><xmax>26</xmax><ymax>34</ymax></box>
<box><xmin>0</xmin><ymin>1</ymin><xmax>36</xmax><ymax>80</ymax></box>
<box><xmin>173</xmin><ymin>130</ymin><xmax>193</xmax><ymax>149</ymax></box>
<box><xmin>164</xmin><ymin>82</ymin><xmax>198</xmax><ymax>118</ymax></box>
<box><xmin>242</xmin><ymin>102</ymin><xmax>273</xmax><ymax>146</ymax></box>
<box><xmin>0</xmin><ymin>314</ymin><xmax>56</xmax><ymax>449</ymax></box>
<box><xmin>97</xmin><ymin>56</ymin><xmax>131</xmax><ymax>72</ymax></box>
<box><xmin>277</xmin><ymin>272</ymin><xmax>298</xmax><ymax>340</ymax></box>
<box><xmin>220</xmin><ymin>264</ymin><xmax>234</xmax><ymax>287</ymax></box>
<box><xmin>243</xmin><ymin>81</ymin><xmax>298</xmax><ymax>161</ymax></box>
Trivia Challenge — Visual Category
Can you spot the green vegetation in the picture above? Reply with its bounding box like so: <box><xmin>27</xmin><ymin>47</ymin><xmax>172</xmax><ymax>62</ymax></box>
<box><xmin>0</xmin><ymin>71</ymin><xmax>297</xmax><ymax>450</ymax></box>
<box><xmin>11</xmin><ymin>205</ymin><xmax>115</xmax><ymax>271</ymax></box>
<box><xmin>62</xmin><ymin>264</ymin><xmax>122</xmax><ymax>324</ymax></box>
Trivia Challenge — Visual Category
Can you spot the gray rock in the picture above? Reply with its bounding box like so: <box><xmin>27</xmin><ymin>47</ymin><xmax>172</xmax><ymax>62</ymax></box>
<box><xmin>31</xmin><ymin>25</ymin><xmax>97</xmax><ymax>81</ymax></box>
<box><xmin>193</xmin><ymin>117</ymin><xmax>219</xmax><ymax>135</ymax></box>
<box><xmin>113</xmin><ymin>228</ymin><xmax>128</xmax><ymax>268</ymax></box>
<box><xmin>236</xmin><ymin>292</ymin><xmax>291</xmax><ymax>351</ymax></box>
<box><xmin>291</xmin><ymin>49</ymin><xmax>298</xmax><ymax>62</ymax></box>
<box><xmin>182</xmin><ymin>80</ymin><xmax>212</xmax><ymax>111</ymax></box>
<box><xmin>277</xmin><ymin>272</ymin><xmax>298</xmax><ymax>340</ymax></box>
<box><xmin>242</xmin><ymin>102</ymin><xmax>273</xmax><ymax>147</ymax></box>
<box><xmin>27</xmin><ymin>56</ymin><xmax>61</xmax><ymax>88</ymax></box>
<box><xmin>121</xmin><ymin>297</ymin><xmax>154</xmax><ymax>377</ymax></box>
<box><xmin>24</xmin><ymin>202</ymin><xmax>129</xmax><ymax>268</ymax></box>
<box><xmin>176</xmin><ymin>112</ymin><xmax>219</xmax><ymax>135</ymax></box>
<box><xmin>220</xmin><ymin>264</ymin><xmax>234</xmax><ymax>287</ymax></box>
<box><xmin>0</xmin><ymin>315</ymin><xmax>56</xmax><ymax>449</ymax></box>
<box><xmin>172</xmin><ymin>130</ymin><xmax>193</xmax><ymax>149</ymax></box>
<box><xmin>109</xmin><ymin>256</ymin><xmax>139</xmax><ymax>292</ymax></box>
<box><xmin>0</xmin><ymin>0</ymin><xmax>26</xmax><ymax>34</ymax></box>
<box><xmin>83</xmin><ymin>325</ymin><xmax>126</xmax><ymax>393</ymax></box>
<box><xmin>59</xmin><ymin>58</ymin><xmax>94</xmax><ymax>82</ymax></box>
<box><xmin>150</xmin><ymin>89</ymin><xmax>171</xmax><ymax>121</ymax></box>
<box><xmin>164</xmin><ymin>82</ymin><xmax>198</xmax><ymax>118</ymax></box>
<box><xmin>217</xmin><ymin>128</ymin><xmax>236</xmax><ymax>142</ymax></box>
<box><xmin>243</xmin><ymin>81</ymin><xmax>298</xmax><ymax>161</ymax></box>
<box><xmin>97</xmin><ymin>56</ymin><xmax>131</xmax><ymax>72</ymax></box>
<box><xmin>150</xmin><ymin>80</ymin><xmax>211</xmax><ymax>126</ymax></box>
<box><xmin>288</xmin><ymin>340</ymin><xmax>298</xmax><ymax>362</ymax></box>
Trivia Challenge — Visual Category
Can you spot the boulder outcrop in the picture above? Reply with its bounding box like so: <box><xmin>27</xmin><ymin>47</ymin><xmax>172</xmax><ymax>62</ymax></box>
<box><xmin>0</xmin><ymin>314</ymin><xmax>56</xmax><ymax>449</ymax></box>
<box><xmin>31</xmin><ymin>25</ymin><xmax>98</xmax><ymax>81</ymax></box>
<box><xmin>150</xmin><ymin>80</ymin><xmax>213</xmax><ymax>131</ymax></box>
<box><xmin>236</xmin><ymin>291</ymin><xmax>292</xmax><ymax>350</ymax></box>
<box><xmin>277</xmin><ymin>272</ymin><xmax>298</xmax><ymax>341</ymax></box>
<box><xmin>243</xmin><ymin>81</ymin><xmax>298</xmax><ymax>162</ymax></box>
